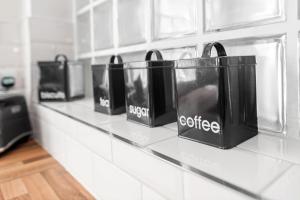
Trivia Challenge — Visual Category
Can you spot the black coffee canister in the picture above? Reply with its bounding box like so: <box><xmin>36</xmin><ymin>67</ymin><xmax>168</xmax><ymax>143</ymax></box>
<box><xmin>38</xmin><ymin>54</ymin><xmax>84</xmax><ymax>102</ymax></box>
<box><xmin>175</xmin><ymin>42</ymin><xmax>258</xmax><ymax>149</ymax></box>
<box><xmin>92</xmin><ymin>55</ymin><xmax>125</xmax><ymax>115</ymax></box>
<box><xmin>124</xmin><ymin>50</ymin><xmax>177</xmax><ymax>127</ymax></box>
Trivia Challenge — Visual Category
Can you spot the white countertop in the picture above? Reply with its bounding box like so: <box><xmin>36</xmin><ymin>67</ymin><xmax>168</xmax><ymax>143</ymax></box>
<box><xmin>39</xmin><ymin>98</ymin><xmax>300</xmax><ymax>200</ymax></box>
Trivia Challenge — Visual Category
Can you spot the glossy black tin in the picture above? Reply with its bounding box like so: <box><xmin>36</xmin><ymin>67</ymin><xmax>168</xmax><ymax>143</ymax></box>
<box><xmin>124</xmin><ymin>50</ymin><xmax>177</xmax><ymax>127</ymax></box>
<box><xmin>38</xmin><ymin>54</ymin><xmax>84</xmax><ymax>102</ymax></box>
<box><xmin>175</xmin><ymin>42</ymin><xmax>258</xmax><ymax>149</ymax></box>
<box><xmin>92</xmin><ymin>55</ymin><xmax>125</xmax><ymax>115</ymax></box>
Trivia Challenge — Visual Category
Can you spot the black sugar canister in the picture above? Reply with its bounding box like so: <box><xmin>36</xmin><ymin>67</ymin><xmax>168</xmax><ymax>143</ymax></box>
<box><xmin>92</xmin><ymin>55</ymin><xmax>126</xmax><ymax>115</ymax></box>
<box><xmin>124</xmin><ymin>50</ymin><xmax>177</xmax><ymax>127</ymax></box>
<box><xmin>175</xmin><ymin>42</ymin><xmax>258</xmax><ymax>149</ymax></box>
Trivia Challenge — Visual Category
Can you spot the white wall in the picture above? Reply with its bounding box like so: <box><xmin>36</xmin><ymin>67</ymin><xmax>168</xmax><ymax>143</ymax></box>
<box><xmin>0</xmin><ymin>0</ymin><xmax>25</xmax><ymax>93</ymax></box>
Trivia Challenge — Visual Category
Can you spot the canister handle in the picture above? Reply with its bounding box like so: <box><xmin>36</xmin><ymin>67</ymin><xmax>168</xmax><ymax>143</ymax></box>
<box><xmin>110</xmin><ymin>55</ymin><xmax>123</xmax><ymax>64</ymax></box>
<box><xmin>145</xmin><ymin>50</ymin><xmax>163</xmax><ymax>61</ymax></box>
<box><xmin>55</xmin><ymin>54</ymin><xmax>68</xmax><ymax>63</ymax></box>
<box><xmin>202</xmin><ymin>42</ymin><xmax>227</xmax><ymax>58</ymax></box>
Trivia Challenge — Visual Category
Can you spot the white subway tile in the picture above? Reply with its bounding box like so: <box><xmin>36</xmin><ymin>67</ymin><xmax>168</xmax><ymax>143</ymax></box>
<box><xmin>31</xmin><ymin>43</ymin><xmax>55</xmax><ymax>63</ymax></box>
<box><xmin>0</xmin><ymin>22</ymin><xmax>22</xmax><ymax>45</ymax></box>
<box><xmin>31</xmin><ymin>43</ymin><xmax>74</xmax><ymax>63</ymax></box>
<box><xmin>45</xmin><ymin>124</ymin><xmax>66</xmax><ymax>164</ymax></box>
<box><xmin>31</xmin><ymin>0</ymin><xmax>73</xmax><ymax>21</ymax></box>
<box><xmin>142</xmin><ymin>186</ymin><xmax>166</xmax><ymax>200</ymax></box>
<box><xmin>0</xmin><ymin>0</ymin><xmax>23</xmax><ymax>21</ymax></box>
<box><xmin>0</xmin><ymin>45</ymin><xmax>22</xmax><ymax>67</ymax></box>
<box><xmin>73</xmin><ymin>123</ymin><xmax>112</xmax><ymax>161</ymax></box>
<box><xmin>184</xmin><ymin>172</ymin><xmax>254</xmax><ymax>200</ymax></box>
<box><xmin>30</xmin><ymin>18</ymin><xmax>73</xmax><ymax>44</ymax></box>
<box><xmin>65</xmin><ymin>136</ymin><xmax>94</xmax><ymax>190</ymax></box>
<box><xmin>112</xmin><ymin>139</ymin><xmax>184</xmax><ymax>200</ymax></box>
<box><xmin>93</xmin><ymin>154</ymin><xmax>142</xmax><ymax>200</ymax></box>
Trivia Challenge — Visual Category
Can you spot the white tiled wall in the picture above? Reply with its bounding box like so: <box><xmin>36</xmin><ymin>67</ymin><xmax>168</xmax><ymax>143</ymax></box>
<box><xmin>0</xmin><ymin>1</ymin><xmax>25</xmax><ymax>92</ymax></box>
<box><xmin>74</xmin><ymin>0</ymin><xmax>300</xmax><ymax>138</ymax></box>
<box><xmin>112</xmin><ymin>139</ymin><xmax>184</xmax><ymax>200</ymax></box>
<box><xmin>184</xmin><ymin>172</ymin><xmax>254</xmax><ymax>200</ymax></box>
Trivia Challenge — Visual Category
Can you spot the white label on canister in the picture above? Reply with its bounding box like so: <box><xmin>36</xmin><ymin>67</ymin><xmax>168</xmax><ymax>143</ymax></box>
<box><xmin>100</xmin><ymin>97</ymin><xmax>110</xmax><ymax>107</ymax></box>
<box><xmin>40</xmin><ymin>91</ymin><xmax>65</xmax><ymax>99</ymax></box>
<box><xmin>179</xmin><ymin>115</ymin><xmax>221</xmax><ymax>134</ymax></box>
<box><xmin>129</xmin><ymin>105</ymin><xmax>149</xmax><ymax>118</ymax></box>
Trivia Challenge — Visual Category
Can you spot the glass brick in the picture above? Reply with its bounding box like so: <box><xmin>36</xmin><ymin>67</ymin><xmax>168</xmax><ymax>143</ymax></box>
<box><xmin>120</xmin><ymin>51</ymin><xmax>146</xmax><ymax>62</ymax></box>
<box><xmin>118</xmin><ymin>0</ymin><xmax>146</xmax><ymax>46</ymax></box>
<box><xmin>94</xmin><ymin>56</ymin><xmax>110</xmax><ymax>64</ymax></box>
<box><xmin>161</xmin><ymin>46</ymin><xmax>197</xmax><ymax>60</ymax></box>
<box><xmin>153</xmin><ymin>0</ymin><xmax>197</xmax><ymax>39</ymax></box>
<box><xmin>76</xmin><ymin>0</ymin><xmax>90</xmax><ymax>11</ymax></box>
<box><xmin>77</xmin><ymin>13</ymin><xmax>91</xmax><ymax>54</ymax></box>
<box><xmin>218</xmin><ymin>35</ymin><xmax>286</xmax><ymax>134</ymax></box>
<box><xmin>204</xmin><ymin>0</ymin><xmax>285</xmax><ymax>32</ymax></box>
<box><xmin>93</xmin><ymin>1</ymin><xmax>114</xmax><ymax>50</ymax></box>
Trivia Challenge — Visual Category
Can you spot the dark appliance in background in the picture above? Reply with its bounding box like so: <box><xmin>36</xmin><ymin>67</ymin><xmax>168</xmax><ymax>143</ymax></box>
<box><xmin>175</xmin><ymin>42</ymin><xmax>258</xmax><ymax>149</ymax></box>
<box><xmin>92</xmin><ymin>55</ymin><xmax>125</xmax><ymax>115</ymax></box>
<box><xmin>124</xmin><ymin>50</ymin><xmax>177</xmax><ymax>127</ymax></box>
<box><xmin>0</xmin><ymin>77</ymin><xmax>32</xmax><ymax>154</ymax></box>
<box><xmin>38</xmin><ymin>54</ymin><xmax>84</xmax><ymax>102</ymax></box>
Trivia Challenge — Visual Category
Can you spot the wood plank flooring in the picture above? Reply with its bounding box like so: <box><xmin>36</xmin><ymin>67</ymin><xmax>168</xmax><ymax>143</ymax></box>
<box><xmin>0</xmin><ymin>139</ymin><xmax>95</xmax><ymax>200</ymax></box>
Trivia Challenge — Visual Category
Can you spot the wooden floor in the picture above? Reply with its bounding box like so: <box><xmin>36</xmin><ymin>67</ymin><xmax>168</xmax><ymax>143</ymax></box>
<box><xmin>0</xmin><ymin>139</ymin><xmax>95</xmax><ymax>200</ymax></box>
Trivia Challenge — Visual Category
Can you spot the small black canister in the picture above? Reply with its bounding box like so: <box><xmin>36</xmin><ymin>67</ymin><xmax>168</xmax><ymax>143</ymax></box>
<box><xmin>92</xmin><ymin>55</ymin><xmax>125</xmax><ymax>115</ymax></box>
<box><xmin>175</xmin><ymin>42</ymin><xmax>258</xmax><ymax>149</ymax></box>
<box><xmin>124</xmin><ymin>50</ymin><xmax>177</xmax><ymax>127</ymax></box>
<box><xmin>38</xmin><ymin>54</ymin><xmax>84</xmax><ymax>102</ymax></box>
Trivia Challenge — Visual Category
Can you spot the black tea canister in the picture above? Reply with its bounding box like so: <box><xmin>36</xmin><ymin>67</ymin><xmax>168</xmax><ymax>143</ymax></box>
<box><xmin>92</xmin><ymin>55</ymin><xmax>126</xmax><ymax>115</ymax></box>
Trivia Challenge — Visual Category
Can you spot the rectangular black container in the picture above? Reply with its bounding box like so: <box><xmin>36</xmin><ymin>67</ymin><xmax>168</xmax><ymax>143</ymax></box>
<box><xmin>38</xmin><ymin>54</ymin><xmax>84</xmax><ymax>102</ymax></box>
<box><xmin>0</xmin><ymin>95</ymin><xmax>32</xmax><ymax>153</ymax></box>
<box><xmin>175</xmin><ymin>42</ymin><xmax>258</xmax><ymax>149</ymax></box>
<box><xmin>92</xmin><ymin>55</ymin><xmax>125</xmax><ymax>115</ymax></box>
<box><xmin>124</xmin><ymin>50</ymin><xmax>177</xmax><ymax>127</ymax></box>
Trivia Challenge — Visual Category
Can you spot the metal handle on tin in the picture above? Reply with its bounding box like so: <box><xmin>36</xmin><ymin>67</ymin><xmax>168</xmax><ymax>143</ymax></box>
<box><xmin>202</xmin><ymin>42</ymin><xmax>227</xmax><ymax>58</ymax></box>
<box><xmin>55</xmin><ymin>54</ymin><xmax>68</xmax><ymax>63</ymax></box>
<box><xmin>110</xmin><ymin>55</ymin><xmax>123</xmax><ymax>64</ymax></box>
<box><xmin>145</xmin><ymin>49</ymin><xmax>163</xmax><ymax>61</ymax></box>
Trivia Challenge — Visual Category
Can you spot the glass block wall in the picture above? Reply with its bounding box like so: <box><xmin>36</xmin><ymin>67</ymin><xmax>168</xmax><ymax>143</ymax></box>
<box><xmin>74</xmin><ymin>0</ymin><xmax>300</xmax><ymax>138</ymax></box>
